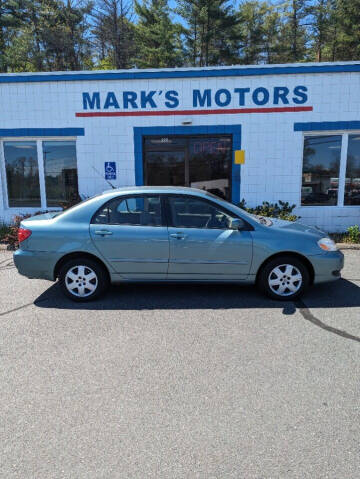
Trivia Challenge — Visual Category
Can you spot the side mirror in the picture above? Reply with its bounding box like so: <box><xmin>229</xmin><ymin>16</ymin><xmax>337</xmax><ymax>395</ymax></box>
<box><xmin>229</xmin><ymin>218</ymin><xmax>244</xmax><ymax>231</ymax></box>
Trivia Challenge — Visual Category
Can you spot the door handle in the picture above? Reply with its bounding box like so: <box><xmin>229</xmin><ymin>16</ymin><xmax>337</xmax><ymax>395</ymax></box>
<box><xmin>94</xmin><ymin>230</ymin><xmax>113</xmax><ymax>236</ymax></box>
<box><xmin>170</xmin><ymin>233</ymin><xmax>186</xmax><ymax>240</ymax></box>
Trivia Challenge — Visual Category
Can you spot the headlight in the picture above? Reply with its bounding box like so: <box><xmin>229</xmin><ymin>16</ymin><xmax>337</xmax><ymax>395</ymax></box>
<box><xmin>317</xmin><ymin>237</ymin><xmax>337</xmax><ymax>252</ymax></box>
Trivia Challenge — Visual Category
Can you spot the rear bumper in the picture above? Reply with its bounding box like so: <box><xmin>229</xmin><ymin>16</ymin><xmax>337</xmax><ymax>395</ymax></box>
<box><xmin>310</xmin><ymin>250</ymin><xmax>344</xmax><ymax>284</ymax></box>
<box><xmin>13</xmin><ymin>249</ymin><xmax>59</xmax><ymax>281</ymax></box>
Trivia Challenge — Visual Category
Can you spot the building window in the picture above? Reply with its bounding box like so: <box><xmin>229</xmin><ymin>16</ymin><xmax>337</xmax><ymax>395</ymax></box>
<box><xmin>143</xmin><ymin>135</ymin><xmax>232</xmax><ymax>200</ymax></box>
<box><xmin>301</xmin><ymin>135</ymin><xmax>342</xmax><ymax>206</ymax></box>
<box><xmin>4</xmin><ymin>141</ymin><xmax>41</xmax><ymax>207</ymax></box>
<box><xmin>2</xmin><ymin>139</ymin><xmax>79</xmax><ymax>209</ymax></box>
<box><xmin>43</xmin><ymin>141</ymin><xmax>78</xmax><ymax>207</ymax></box>
<box><xmin>344</xmin><ymin>134</ymin><xmax>360</xmax><ymax>206</ymax></box>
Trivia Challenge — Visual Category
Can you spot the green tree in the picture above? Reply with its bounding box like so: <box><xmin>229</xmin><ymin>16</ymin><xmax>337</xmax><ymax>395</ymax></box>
<box><xmin>4</xmin><ymin>0</ymin><xmax>92</xmax><ymax>72</ymax></box>
<box><xmin>237</xmin><ymin>1</ymin><xmax>281</xmax><ymax>64</ymax></box>
<box><xmin>262</xmin><ymin>3</ymin><xmax>283</xmax><ymax>63</ymax></box>
<box><xmin>334</xmin><ymin>0</ymin><xmax>360</xmax><ymax>60</ymax></box>
<box><xmin>0</xmin><ymin>0</ymin><xmax>30</xmax><ymax>72</ymax></box>
<box><xmin>238</xmin><ymin>1</ymin><xmax>265</xmax><ymax>64</ymax></box>
<box><xmin>92</xmin><ymin>0</ymin><xmax>136</xmax><ymax>69</ymax></box>
<box><xmin>176</xmin><ymin>0</ymin><xmax>241</xmax><ymax>66</ymax></box>
<box><xmin>236</xmin><ymin>1</ymin><xmax>284</xmax><ymax>64</ymax></box>
<box><xmin>307</xmin><ymin>0</ymin><xmax>334</xmax><ymax>62</ymax></box>
<box><xmin>134</xmin><ymin>0</ymin><xmax>183</xmax><ymax>68</ymax></box>
<box><xmin>278</xmin><ymin>0</ymin><xmax>309</xmax><ymax>62</ymax></box>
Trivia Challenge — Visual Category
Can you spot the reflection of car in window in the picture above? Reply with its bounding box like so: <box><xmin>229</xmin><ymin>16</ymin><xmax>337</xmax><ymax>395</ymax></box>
<box><xmin>302</xmin><ymin>192</ymin><xmax>330</xmax><ymax>204</ymax></box>
<box><xmin>327</xmin><ymin>188</ymin><xmax>338</xmax><ymax>198</ymax></box>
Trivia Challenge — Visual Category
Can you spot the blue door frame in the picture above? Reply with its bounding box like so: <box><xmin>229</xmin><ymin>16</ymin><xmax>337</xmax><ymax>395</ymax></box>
<box><xmin>133</xmin><ymin>125</ymin><xmax>241</xmax><ymax>204</ymax></box>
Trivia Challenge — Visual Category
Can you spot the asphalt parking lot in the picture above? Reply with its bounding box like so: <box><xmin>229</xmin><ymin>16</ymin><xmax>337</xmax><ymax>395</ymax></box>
<box><xmin>1</xmin><ymin>248</ymin><xmax>359</xmax><ymax>478</ymax></box>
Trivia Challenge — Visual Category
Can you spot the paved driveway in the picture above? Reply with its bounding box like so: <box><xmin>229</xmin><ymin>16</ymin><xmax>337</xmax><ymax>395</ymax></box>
<box><xmin>1</xmin><ymin>249</ymin><xmax>359</xmax><ymax>478</ymax></box>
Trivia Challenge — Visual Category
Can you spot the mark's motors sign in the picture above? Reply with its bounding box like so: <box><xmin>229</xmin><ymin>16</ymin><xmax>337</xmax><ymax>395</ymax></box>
<box><xmin>76</xmin><ymin>86</ymin><xmax>312</xmax><ymax>117</ymax></box>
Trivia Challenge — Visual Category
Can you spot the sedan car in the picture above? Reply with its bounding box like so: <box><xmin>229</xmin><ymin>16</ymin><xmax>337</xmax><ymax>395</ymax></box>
<box><xmin>14</xmin><ymin>186</ymin><xmax>344</xmax><ymax>302</ymax></box>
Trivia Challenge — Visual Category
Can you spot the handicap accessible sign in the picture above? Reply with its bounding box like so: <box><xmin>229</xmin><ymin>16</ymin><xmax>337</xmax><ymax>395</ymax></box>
<box><xmin>105</xmin><ymin>161</ymin><xmax>116</xmax><ymax>180</ymax></box>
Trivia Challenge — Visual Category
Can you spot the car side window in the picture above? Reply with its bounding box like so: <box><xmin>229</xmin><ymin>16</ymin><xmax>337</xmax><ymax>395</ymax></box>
<box><xmin>168</xmin><ymin>196</ymin><xmax>238</xmax><ymax>229</ymax></box>
<box><xmin>93</xmin><ymin>196</ymin><xmax>163</xmax><ymax>226</ymax></box>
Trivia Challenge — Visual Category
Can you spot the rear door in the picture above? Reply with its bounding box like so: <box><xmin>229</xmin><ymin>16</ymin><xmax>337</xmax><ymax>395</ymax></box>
<box><xmin>90</xmin><ymin>195</ymin><xmax>169</xmax><ymax>280</ymax></box>
<box><xmin>166</xmin><ymin>195</ymin><xmax>253</xmax><ymax>280</ymax></box>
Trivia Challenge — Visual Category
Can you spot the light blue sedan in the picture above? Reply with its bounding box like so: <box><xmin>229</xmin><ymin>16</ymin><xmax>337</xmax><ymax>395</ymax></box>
<box><xmin>14</xmin><ymin>187</ymin><xmax>344</xmax><ymax>302</ymax></box>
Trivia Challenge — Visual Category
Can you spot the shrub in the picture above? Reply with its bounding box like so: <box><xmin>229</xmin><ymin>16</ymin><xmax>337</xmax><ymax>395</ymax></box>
<box><xmin>3</xmin><ymin>194</ymin><xmax>87</xmax><ymax>249</ymax></box>
<box><xmin>238</xmin><ymin>199</ymin><xmax>299</xmax><ymax>222</ymax></box>
<box><xmin>346</xmin><ymin>225</ymin><xmax>360</xmax><ymax>243</ymax></box>
<box><xmin>0</xmin><ymin>221</ymin><xmax>11</xmax><ymax>243</ymax></box>
<box><xmin>4</xmin><ymin>212</ymin><xmax>46</xmax><ymax>250</ymax></box>
<box><xmin>4</xmin><ymin>215</ymin><xmax>31</xmax><ymax>250</ymax></box>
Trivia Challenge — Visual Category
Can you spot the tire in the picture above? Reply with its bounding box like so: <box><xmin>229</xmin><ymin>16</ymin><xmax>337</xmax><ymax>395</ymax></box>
<box><xmin>257</xmin><ymin>255</ymin><xmax>310</xmax><ymax>301</ymax></box>
<box><xmin>58</xmin><ymin>257</ymin><xmax>109</xmax><ymax>302</ymax></box>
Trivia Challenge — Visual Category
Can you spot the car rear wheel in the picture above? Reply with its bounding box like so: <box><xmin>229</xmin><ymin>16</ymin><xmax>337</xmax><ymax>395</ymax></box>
<box><xmin>258</xmin><ymin>256</ymin><xmax>310</xmax><ymax>301</ymax></box>
<box><xmin>59</xmin><ymin>258</ymin><xmax>109</xmax><ymax>302</ymax></box>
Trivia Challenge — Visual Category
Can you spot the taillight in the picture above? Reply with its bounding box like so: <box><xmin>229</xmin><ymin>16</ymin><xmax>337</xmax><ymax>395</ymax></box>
<box><xmin>18</xmin><ymin>227</ymin><xmax>32</xmax><ymax>243</ymax></box>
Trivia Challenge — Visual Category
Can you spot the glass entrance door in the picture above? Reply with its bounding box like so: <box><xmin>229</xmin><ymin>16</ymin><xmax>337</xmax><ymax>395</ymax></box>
<box><xmin>143</xmin><ymin>135</ymin><xmax>232</xmax><ymax>200</ymax></box>
<box><xmin>144</xmin><ymin>151</ymin><xmax>186</xmax><ymax>187</ymax></box>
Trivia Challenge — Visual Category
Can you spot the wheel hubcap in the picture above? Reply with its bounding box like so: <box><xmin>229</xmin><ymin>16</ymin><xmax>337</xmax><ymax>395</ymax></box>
<box><xmin>268</xmin><ymin>264</ymin><xmax>302</xmax><ymax>297</ymax></box>
<box><xmin>65</xmin><ymin>265</ymin><xmax>98</xmax><ymax>297</ymax></box>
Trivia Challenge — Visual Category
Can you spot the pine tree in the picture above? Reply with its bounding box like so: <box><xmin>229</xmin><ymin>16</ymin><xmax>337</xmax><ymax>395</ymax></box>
<box><xmin>279</xmin><ymin>0</ymin><xmax>309</xmax><ymax>62</ymax></box>
<box><xmin>238</xmin><ymin>1</ymin><xmax>264</xmax><ymax>64</ymax></box>
<box><xmin>92</xmin><ymin>0</ymin><xmax>136</xmax><ymax>69</ymax></box>
<box><xmin>308</xmin><ymin>0</ymin><xmax>333</xmax><ymax>62</ymax></box>
<box><xmin>262</xmin><ymin>4</ymin><xmax>283</xmax><ymax>63</ymax></box>
<box><xmin>176</xmin><ymin>0</ymin><xmax>241</xmax><ymax>67</ymax></box>
<box><xmin>134</xmin><ymin>0</ymin><xmax>183</xmax><ymax>68</ymax></box>
<box><xmin>4</xmin><ymin>0</ymin><xmax>92</xmax><ymax>72</ymax></box>
<box><xmin>0</xmin><ymin>0</ymin><xmax>23</xmax><ymax>71</ymax></box>
<box><xmin>236</xmin><ymin>1</ymin><xmax>283</xmax><ymax>64</ymax></box>
<box><xmin>335</xmin><ymin>0</ymin><xmax>360</xmax><ymax>60</ymax></box>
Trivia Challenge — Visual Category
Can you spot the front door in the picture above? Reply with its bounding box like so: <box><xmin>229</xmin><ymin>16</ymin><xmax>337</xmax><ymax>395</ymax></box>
<box><xmin>143</xmin><ymin>135</ymin><xmax>232</xmax><ymax>200</ymax></box>
<box><xmin>166</xmin><ymin>195</ymin><xmax>253</xmax><ymax>280</ymax></box>
<box><xmin>90</xmin><ymin>195</ymin><xmax>169</xmax><ymax>280</ymax></box>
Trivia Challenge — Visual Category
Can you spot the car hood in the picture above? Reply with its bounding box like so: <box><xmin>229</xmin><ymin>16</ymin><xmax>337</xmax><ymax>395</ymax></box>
<box><xmin>269</xmin><ymin>218</ymin><xmax>326</xmax><ymax>238</ymax></box>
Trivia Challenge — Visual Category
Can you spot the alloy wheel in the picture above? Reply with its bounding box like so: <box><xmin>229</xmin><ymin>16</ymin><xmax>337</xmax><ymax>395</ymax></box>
<box><xmin>268</xmin><ymin>264</ymin><xmax>303</xmax><ymax>297</ymax></box>
<box><xmin>65</xmin><ymin>265</ymin><xmax>98</xmax><ymax>298</ymax></box>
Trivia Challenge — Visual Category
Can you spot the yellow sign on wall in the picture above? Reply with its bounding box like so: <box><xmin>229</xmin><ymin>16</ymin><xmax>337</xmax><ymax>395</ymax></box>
<box><xmin>234</xmin><ymin>150</ymin><xmax>245</xmax><ymax>164</ymax></box>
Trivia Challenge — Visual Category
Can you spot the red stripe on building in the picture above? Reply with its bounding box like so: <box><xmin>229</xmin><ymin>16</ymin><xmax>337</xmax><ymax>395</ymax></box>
<box><xmin>76</xmin><ymin>106</ymin><xmax>313</xmax><ymax>117</ymax></box>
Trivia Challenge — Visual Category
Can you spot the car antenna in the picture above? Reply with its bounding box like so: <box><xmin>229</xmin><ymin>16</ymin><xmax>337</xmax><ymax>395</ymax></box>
<box><xmin>92</xmin><ymin>165</ymin><xmax>116</xmax><ymax>189</ymax></box>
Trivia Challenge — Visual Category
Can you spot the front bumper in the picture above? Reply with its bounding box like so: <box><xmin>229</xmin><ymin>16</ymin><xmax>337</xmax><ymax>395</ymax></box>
<box><xmin>13</xmin><ymin>249</ymin><xmax>59</xmax><ymax>281</ymax></box>
<box><xmin>310</xmin><ymin>250</ymin><xmax>344</xmax><ymax>284</ymax></box>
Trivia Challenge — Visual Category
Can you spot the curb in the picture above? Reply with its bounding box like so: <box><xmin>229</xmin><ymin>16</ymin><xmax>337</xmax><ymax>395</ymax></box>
<box><xmin>337</xmin><ymin>243</ymin><xmax>360</xmax><ymax>250</ymax></box>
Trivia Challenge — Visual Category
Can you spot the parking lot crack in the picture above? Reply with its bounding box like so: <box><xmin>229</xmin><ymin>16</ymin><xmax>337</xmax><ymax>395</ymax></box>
<box><xmin>0</xmin><ymin>298</ymin><xmax>49</xmax><ymax>317</ymax></box>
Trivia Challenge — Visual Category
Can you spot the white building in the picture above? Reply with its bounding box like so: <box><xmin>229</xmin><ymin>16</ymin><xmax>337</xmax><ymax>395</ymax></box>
<box><xmin>0</xmin><ymin>61</ymin><xmax>360</xmax><ymax>231</ymax></box>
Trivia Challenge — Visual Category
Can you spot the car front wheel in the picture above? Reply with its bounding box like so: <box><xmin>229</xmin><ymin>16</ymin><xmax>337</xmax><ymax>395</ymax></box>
<box><xmin>59</xmin><ymin>258</ymin><xmax>109</xmax><ymax>302</ymax></box>
<box><xmin>258</xmin><ymin>256</ymin><xmax>310</xmax><ymax>301</ymax></box>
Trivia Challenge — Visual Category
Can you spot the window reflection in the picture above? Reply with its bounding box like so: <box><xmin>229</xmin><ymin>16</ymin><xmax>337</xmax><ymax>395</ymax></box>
<box><xmin>43</xmin><ymin>141</ymin><xmax>78</xmax><ymax>207</ymax></box>
<box><xmin>344</xmin><ymin>135</ymin><xmax>360</xmax><ymax>205</ymax></box>
<box><xmin>143</xmin><ymin>135</ymin><xmax>232</xmax><ymax>201</ymax></box>
<box><xmin>145</xmin><ymin>151</ymin><xmax>185</xmax><ymax>186</ymax></box>
<box><xmin>168</xmin><ymin>196</ymin><xmax>234</xmax><ymax>229</ymax></box>
<box><xmin>4</xmin><ymin>141</ymin><xmax>40</xmax><ymax>207</ymax></box>
<box><xmin>93</xmin><ymin>196</ymin><xmax>162</xmax><ymax>226</ymax></box>
<box><xmin>301</xmin><ymin>135</ymin><xmax>341</xmax><ymax>206</ymax></box>
<box><xmin>189</xmin><ymin>137</ymin><xmax>231</xmax><ymax>200</ymax></box>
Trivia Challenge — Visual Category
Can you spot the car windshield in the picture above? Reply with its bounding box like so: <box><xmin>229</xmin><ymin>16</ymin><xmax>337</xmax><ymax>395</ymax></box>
<box><xmin>203</xmin><ymin>191</ymin><xmax>273</xmax><ymax>226</ymax></box>
<box><xmin>246</xmin><ymin>213</ymin><xmax>273</xmax><ymax>226</ymax></box>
